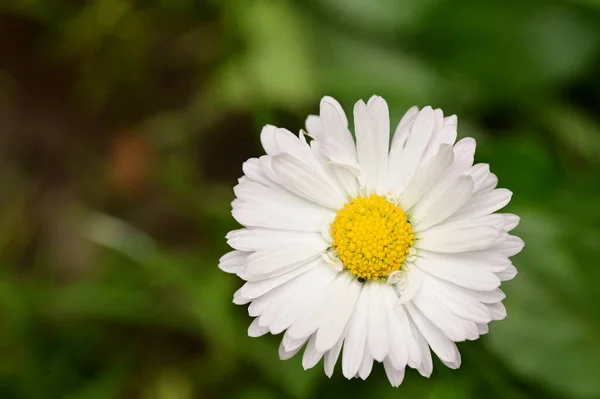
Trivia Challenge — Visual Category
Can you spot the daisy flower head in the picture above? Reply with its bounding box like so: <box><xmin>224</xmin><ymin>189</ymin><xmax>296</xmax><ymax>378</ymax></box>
<box><xmin>220</xmin><ymin>96</ymin><xmax>523</xmax><ymax>386</ymax></box>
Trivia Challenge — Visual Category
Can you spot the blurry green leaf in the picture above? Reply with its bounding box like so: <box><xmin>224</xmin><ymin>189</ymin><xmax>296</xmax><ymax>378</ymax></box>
<box><xmin>0</xmin><ymin>0</ymin><xmax>63</xmax><ymax>22</ymax></box>
<box><xmin>525</xmin><ymin>7</ymin><xmax>599</xmax><ymax>82</ymax></box>
<box><xmin>143</xmin><ymin>369</ymin><xmax>193</xmax><ymax>399</ymax></box>
<box><xmin>543</xmin><ymin>104</ymin><xmax>600</xmax><ymax>162</ymax></box>
<box><xmin>0</xmin><ymin>176</ymin><xmax>31</xmax><ymax>259</ymax></box>
<box><xmin>487</xmin><ymin>209</ymin><xmax>600</xmax><ymax>398</ymax></box>
<box><xmin>426</xmin><ymin>377</ymin><xmax>472</xmax><ymax>399</ymax></box>
<box><xmin>64</xmin><ymin>358</ymin><xmax>129</xmax><ymax>399</ymax></box>
<box><xmin>317</xmin><ymin>0</ymin><xmax>442</xmax><ymax>34</ymax></box>
<box><xmin>215</xmin><ymin>0</ymin><xmax>317</xmax><ymax>109</ymax></box>
<box><xmin>233</xmin><ymin>387</ymin><xmax>278</xmax><ymax>399</ymax></box>
<box><xmin>569</xmin><ymin>0</ymin><xmax>600</xmax><ymax>9</ymax></box>
<box><xmin>319</xmin><ymin>30</ymin><xmax>441</xmax><ymax>109</ymax></box>
<box><xmin>373</xmin><ymin>370</ymin><xmax>472</xmax><ymax>398</ymax></box>
<box><xmin>415</xmin><ymin>1</ymin><xmax>599</xmax><ymax>102</ymax></box>
<box><xmin>81</xmin><ymin>211</ymin><xmax>157</xmax><ymax>265</ymax></box>
<box><xmin>60</xmin><ymin>0</ymin><xmax>132</xmax><ymax>54</ymax></box>
<box><xmin>476</xmin><ymin>135</ymin><xmax>560</xmax><ymax>202</ymax></box>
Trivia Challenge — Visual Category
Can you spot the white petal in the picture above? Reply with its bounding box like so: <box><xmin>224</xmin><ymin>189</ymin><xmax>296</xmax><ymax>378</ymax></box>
<box><xmin>248</xmin><ymin>265</ymin><xmax>330</xmax><ymax>320</ymax></box>
<box><xmin>451</xmin><ymin>137</ymin><xmax>476</xmax><ymax>172</ymax></box>
<box><xmin>260</xmin><ymin>126</ymin><xmax>318</xmax><ymax>169</ymax></box>
<box><xmin>395</xmin><ymin>263</ymin><xmax>423</xmax><ymax>305</ymax></box>
<box><xmin>231</xmin><ymin>203</ymin><xmax>325</xmax><ymax>233</ymax></box>
<box><xmin>242</xmin><ymin>158</ymin><xmax>272</xmax><ymax>186</ymax></box>
<box><xmin>383</xmin><ymin>359</ymin><xmax>406</xmax><ymax>387</ymax></box>
<box><xmin>279</xmin><ymin>339</ymin><xmax>303</xmax><ymax>360</ymax></box>
<box><xmin>315</xmin><ymin>98</ymin><xmax>362</xmax><ymax>197</ymax></box>
<box><xmin>227</xmin><ymin>229</ymin><xmax>323</xmax><ymax>251</ymax></box>
<box><xmin>416</xmin><ymin>225</ymin><xmax>501</xmax><ymax>253</ymax></box>
<box><xmin>428</xmin><ymin>277</ymin><xmax>492</xmax><ymax>324</ymax></box>
<box><xmin>324</xmin><ymin>332</ymin><xmax>345</xmax><ymax>378</ymax></box>
<box><xmin>493</xmin><ymin>235</ymin><xmax>525</xmax><ymax>257</ymax></box>
<box><xmin>388</xmin><ymin>107</ymin><xmax>435</xmax><ymax>194</ymax></box>
<box><xmin>233</xmin><ymin>288</ymin><xmax>251</xmax><ymax>305</ymax></box>
<box><xmin>432</xmin><ymin>213</ymin><xmax>506</xmax><ymax>230</ymax></box>
<box><xmin>502</xmin><ymin>213</ymin><xmax>521</xmax><ymax>232</ymax></box>
<box><xmin>445</xmin><ymin>284</ymin><xmax>506</xmax><ymax>304</ymax></box>
<box><xmin>415</xmin><ymin>251</ymin><xmax>501</xmax><ymax>291</ymax></box>
<box><xmin>366</xmin><ymin>96</ymin><xmax>391</xmax><ymax>191</ymax></box>
<box><xmin>239</xmin><ymin>258</ymin><xmax>320</xmax><ymax>299</ymax></box>
<box><xmin>242</xmin><ymin>236</ymin><xmax>328</xmax><ymax>280</ymax></box>
<box><xmin>270</xmin><ymin>153</ymin><xmax>347</xmax><ymax>210</ymax></box>
<box><xmin>248</xmin><ymin>318</ymin><xmax>269</xmax><ymax>337</ymax></box>
<box><xmin>331</xmin><ymin>164</ymin><xmax>361</xmax><ymax>198</ymax></box>
<box><xmin>260</xmin><ymin>125</ymin><xmax>279</xmax><ymax>155</ymax></box>
<box><xmin>247</xmin><ymin>284</ymin><xmax>284</xmax><ymax>317</ymax></box>
<box><xmin>469</xmin><ymin>163</ymin><xmax>490</xmax><ymax>192</ymax></box>
<box><xmin>392</xmin><ymin>106</ymin><xmax>419</xmax><ymax>147</ymax></box>
<box><xmin>302</xmin><ymin>334</ymin><xmax>324</xmax><ymax>370</ymax></box>
<box><xmin>406</xmin><ymin>303</ymin><xmax>461</xmax><ymax>364</ymax></box>
<box><xmin>421</xmin><ymin>138</ymin><xmax>475</xmax><ymax>201</ymax></box>
<box><xmin>358</xmin><ymin>350</ymin><xmax>374</xmax><ymax>380</ymax></box>
<box><xmin>383</xmin><ymin>288</ymin><xmax>408</xmax><ymax>370</ymax></box>
<box><xmin>261</xmin><ymin>294</ymin><xmax>307</xmax><ymax>332</ymax></box>
<box><xmin>475</xmin><ymin>288</ymin><xmax>507</xmax><ymax>304</ymax></box>
<box><xmin>440</xmin><ymin>115</ymin><xmax>458</xmax><ymax>145</ymax></box>
<box><xmin>312</xmin><ymin>140</ymin><xmax>361</xmax><ymax>198</ymax></box>
<box><xmin>477</xmin><ymin>323</ymin><xmax>489</xmax><ymax>335</ymax></box>
<box><xmin>342</xmin><ymin>286</ymin><xmax>369</xmax><ymax>379</ymax></box>
<box><xmin>367</xmin><ymin>282</ymin><xmax>390</xmax><ymax>362</ymax></box>
<box><xmin>232</xmin><ymin>178</ymin><xmax>281</xmax><ymax>204</ymax></box>
<box><xmin>305</xmin><ymin>115</ymin><xmax>322</xmax><ymax>138</ymax></box>
<box><xmin>497</xmin><ymin>264</ymin><xmax>518</xmax><ymax>281</ymax></box>
<box><xmin>231</xmin><ymin>198</ymin><xmax>242</xmax><ymax>209</ymax></box>
<box><xmin>282</xmin><ymin>331</ymin><xmax>309</xmax><ymax>352</ymax></box>
<box><xmin>410</xmin><ymin>176</ymin><xmax>474</xmax><ymax>231</ymax></box>
<box><xmin>400</xmin><ymin>144</ymin><xmax>454</xmax><ymax>210</ymax></box>
<box><xmin>493</xmin><ymin>232</ymin><xmax>510</xmax><ymax>251</ymax></box>
<box><xmin>440</xmin><ymin>349</ymin><xmax>462</xmax><ymax>369</ymax></box>
<box><xmin>450</xmin><ymin>188</ymin><xmax>512</xmax><ymax>221</ymax></box>
<box><xmin>354</xmin><ymin>99</ymin><xmax>386</xmax><ymax>194</ymax></box>
<box><xmin>387</xmin><ymin>109</ymin><xmax>416</xmax><ymax>182</ymax></box>
<box><xmin>320</xmin><ymin>97</ymin><xmax>355</xmax><ymax>159</ymax></box>
<box><xmin>479</xmin><ymin>173</ymin><xmax>498</xmax><ymax>192</ymax></box>
<box><xmin>411</xmin><ymin>288</ymin><xmax>470</xmax><ymax>342</ymax></box>
<box><xmin>407</xmin><ymin>313</ymin><xmax>433</xmax><ymax>377</ymax></box>
<box><xmin>286</xmin><ymin>268</ymin><xmax>347</xmax><ymax>340</ymax></box>
<box><xmin>234</xmin><ymin>176</ymin><xmax>327</xmax><ymax>214</ymax></box>
<box><xmin>488</xmin><ymin>302</ymin><xmax>507</xmax><ymax>320</ymax></box>
<box><xmin>395</xmin><ymin>305</ymin><xmax>422</xmax><ymax>368</ymax></box>
<box><xmin>321</xmin><ymin>96</ymin><xmax>349</xmax><ymax>128</ymax></box>
<box><xmin>269</xmin><ymin>265</ymin><xmax>338</xmax><ymax>334</ymax></box>
<box><xmin>278</xmin><ymin>128</ymin><xmax>317</xmax><ymax>165</ymax></box>
<box><xmin>420</xmin><ymin>108</ymin><xmax>445</xmax><ymax>163</ymax></box>
<box><xmin>422</xmin><ymin>250</ymin><xmax>510</xmax><ymax>273</ymax></box>
<box><xmin>315</xmin><ymin>274</ymin><xmax>361</xmax><ymax>352</ymax></box>
<box><xmin>218</xmin><ymin>250</ymin><xmax>248</xmax><ymax>274</ymax></box>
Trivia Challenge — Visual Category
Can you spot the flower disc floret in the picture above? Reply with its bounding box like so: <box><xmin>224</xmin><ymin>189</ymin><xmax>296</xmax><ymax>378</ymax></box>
<box><xmin>330</xmin><ymin>194</ymin><xmax>414</xmax><ymax>280</ymax></box>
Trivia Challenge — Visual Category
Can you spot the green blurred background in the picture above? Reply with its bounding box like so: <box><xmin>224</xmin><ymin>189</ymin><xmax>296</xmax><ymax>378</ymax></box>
<box><xmin>1</xmin><ymin>0</ymin><xmax>600</xmax><ymax>398</ymax></box>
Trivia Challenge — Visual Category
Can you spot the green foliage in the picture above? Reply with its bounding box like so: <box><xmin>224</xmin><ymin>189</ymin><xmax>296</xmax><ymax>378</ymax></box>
<box><xmin>1</xmin><ymin>0</ymin><xmax>600</xmax><ymax>397</ymax></box>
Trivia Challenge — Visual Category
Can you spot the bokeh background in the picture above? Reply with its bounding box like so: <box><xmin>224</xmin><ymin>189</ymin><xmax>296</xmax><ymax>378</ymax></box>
<box><xmin>1</xmin><ymin>0</ymin><xmax>600</xmax><ymax>398</ymax></box>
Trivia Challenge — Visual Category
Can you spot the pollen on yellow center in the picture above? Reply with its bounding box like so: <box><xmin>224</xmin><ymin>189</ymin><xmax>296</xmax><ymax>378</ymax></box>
<box><xmin>330</xmin><ymin>194</ymin><xmax>415</xmax><ymax>281</ymax></box>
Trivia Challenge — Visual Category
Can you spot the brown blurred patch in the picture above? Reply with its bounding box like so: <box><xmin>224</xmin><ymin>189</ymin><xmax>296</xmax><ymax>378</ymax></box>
<box><xmin>199</xmin><ymin>112</ymin><xmax>259</xmax><ymax>183</ymax></box>
<box><xmin>108</xmin><ymin>130</ymin><xmax>153</xmax><ymax>197</ymax></box>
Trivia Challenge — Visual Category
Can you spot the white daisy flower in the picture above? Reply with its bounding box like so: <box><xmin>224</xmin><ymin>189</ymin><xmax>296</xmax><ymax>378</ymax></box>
<box><xmin>219</xmin><ymin>95</ymin><xmax>524</xmax><ymax>386</ymax></box>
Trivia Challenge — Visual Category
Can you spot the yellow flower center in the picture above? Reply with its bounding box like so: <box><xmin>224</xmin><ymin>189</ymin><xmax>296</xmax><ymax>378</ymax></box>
<box><xmin>330</xmin><ymin>194</ymin><xmax>414</xmax><ymax>281</ymax></box>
